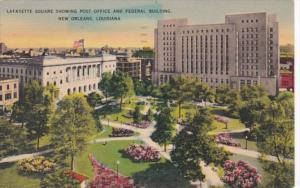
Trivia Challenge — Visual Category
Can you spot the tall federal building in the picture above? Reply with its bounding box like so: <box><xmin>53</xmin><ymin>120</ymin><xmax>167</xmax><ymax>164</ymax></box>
<box><xmin>153</xmin><ymin>12</ymin><xmax>279</xmax><ymax>95</ymax></box>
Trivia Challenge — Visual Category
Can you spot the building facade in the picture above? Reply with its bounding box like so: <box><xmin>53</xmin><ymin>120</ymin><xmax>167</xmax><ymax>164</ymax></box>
<box><xmin>0</xmin><ymin>55</ymin><xmax>116</xmax><ymax>99</ymax></box>
<box><xmin>116</xmin><ymin>56</ymin><xmax>141</xmax><ymax>80</ymax></box>
<box><xmin>0</xmin><ymin>78</ymin><xmax>19</xmax><ymax>111</ymax></box>
<box><xmin>153</xmin><ymin>12</ymin><xmax>279</xmax><ymax>95</ymax></box>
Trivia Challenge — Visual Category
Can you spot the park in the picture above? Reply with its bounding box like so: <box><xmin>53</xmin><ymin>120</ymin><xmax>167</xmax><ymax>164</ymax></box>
<box><xmin>0</xmin><ymin>72</ymin><xmax>294</xmax><ymax>188</ymax></box>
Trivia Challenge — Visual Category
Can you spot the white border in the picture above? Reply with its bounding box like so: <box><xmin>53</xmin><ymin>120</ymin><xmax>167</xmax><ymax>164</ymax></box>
<box><xmin>295</xmin><ymin>0</ymin><xmax>299</xmax><ymax>187</ymax></box>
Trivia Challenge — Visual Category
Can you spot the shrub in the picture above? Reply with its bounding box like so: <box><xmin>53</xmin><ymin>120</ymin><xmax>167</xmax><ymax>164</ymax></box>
<box><xmin>17</xmin><ymin>156</ymin><xmax>56</xmax><ymax>175</ymax></box>
<box><xmin>110</xmin><ymin>128</ymin><xmax>134</xmax><ymax>137</ymax></box>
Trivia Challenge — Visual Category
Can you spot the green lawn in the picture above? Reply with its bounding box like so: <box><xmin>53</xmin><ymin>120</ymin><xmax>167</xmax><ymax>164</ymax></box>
<box><xmin>170</xmin><ymin>104</ymin><xmax>246</xmax><ymax>134</ymax></box>
<box><xmin>95</xmin><ymin>97</ymin><xmax>146</xmax><ymax>124</ymax></box>
<box><xmin>209</xmin><ymin>118</ymin><xmax>246</xmax><ymax>135</ymax></box>
<box><xmin>75</xmin><ymin>140</ymin><xmax>165</xmax><ymax>178</ymax></box>
<box><xmin>0</xmin><ymin>163</ymin><xmax>40</xmax><ymax>188</ymax></box>
<box><xmin>230</xmin><ymin>132</ymin><xmax>258</xmax><ymax>151</ymax></box>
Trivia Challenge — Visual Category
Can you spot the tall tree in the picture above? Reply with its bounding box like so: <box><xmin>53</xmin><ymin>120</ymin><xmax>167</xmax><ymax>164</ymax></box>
<box><xmin>99</xmin><ymin>72</ymin><xmax>112</xmax><ymax>102</ymax></box>
<box><xmin>256</xmin><ymin>92</ymin><xmax>294</xmax><ymax>187</ymax></box>
<box><xmin>110</xmin><ymin>71</ymin><xmax>135</xmax><ymax>110</ymax></box>
<box><xmin>24</xmin><ymin>80</ymin><xmax>54</xmax><ymax>150</ymax></box>
<box><xmin>50</xmin><ymin>94</ymin><xmax>95</xmax><ymax>170</ymax></box>
<box><xmin>10</xmin><ymin>101</ymin><xmax>26</xmax><ymax>127</ymax></box>
<box><xmin>165</xmin><ymin>76</ymin><xmax>194</xmax><ymax>118</ymax></box>
<box><xmin>151</xmin><ymin>107</ymin><xmax>175</xmax><ymax>151</ymax></box>
<box><xmin>239</xmin><ymin>96</ymin><xmax>270</xmax><ymax>132</ymax></box>
<box><xmin>171</xmin><ymin>108</ymin><xmax>229</xmax><ymax>182</ymax></box>
<box><xmin>0</xmin><ymin>117</ymin><xmax>26</xmax><ymax>160</ymax></box>
<box><xmin>193</xmin><ymin>81</ymin><xmax>214</xmax><ymax>106</ymax></box>
<box><xmin>227</xmin><ymin>89</ymin><xmax>242</xmax><ymax>118</ymax></box>
<box><xmin>133</xmin><ymin>105</ymin><xmax>143</xmax><ymax>123</ymax></box>
<box><xmin>215</xmin><ymin>84</ymin><xmax>232</xmax><ymax>105</ymax></box>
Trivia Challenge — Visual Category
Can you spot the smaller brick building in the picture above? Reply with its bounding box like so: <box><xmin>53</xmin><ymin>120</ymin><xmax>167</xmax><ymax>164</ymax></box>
<box><xmin>280</xmin><ymin>72</ymin><xmax>294</xmax><ymax>91</ymax></box>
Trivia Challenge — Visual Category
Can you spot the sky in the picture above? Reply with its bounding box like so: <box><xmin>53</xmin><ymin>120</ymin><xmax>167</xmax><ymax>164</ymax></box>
<box><xmin>0</xmin><ymin>0</ymin><xmax>294</xmax><ymax>48</ymax></box>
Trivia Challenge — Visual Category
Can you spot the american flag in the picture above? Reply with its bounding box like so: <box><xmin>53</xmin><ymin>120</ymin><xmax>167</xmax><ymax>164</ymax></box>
<box><xmin>73</xmin><ymin>39</ymin><xmax>84</xmax><ymax>49</ymax></box>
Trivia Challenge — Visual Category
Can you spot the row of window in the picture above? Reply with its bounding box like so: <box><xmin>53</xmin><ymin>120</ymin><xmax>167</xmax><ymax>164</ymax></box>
<box><xmin>159</xmin><ymin>74</ymin><xmax>230</xmax><ymax>85</ymax></box>
<box><xmin>182</xmin><ymin>28</ymin><xmax>231</xmax><ymax>34</ymax></box>
<box><xmin>0</xmin><ymin>92</ymin><xmax>18</xmax><ymax>102</ymax></box>
<box><xmin>241</xmin><ymin>19</ymin><xmax>259</xmax><ymax>23</ymax></box>
<box><xmin>240</xmin><ymin>79</ymin><xmax>258</xmax><ymax>86</ymax></box>
<box><xmin>0</xmin><ymin>67</ymin><xmax>41</xmax><ymax>76</ymax></box>
<box><xmin>241</xmin><ymin>71</ymin><xmax>259</xmax><ymax>76</ymax></box>
<box><xmin>67</xmin><ymin>84</ymin><xmax>97</xmax><ymax>95</ymax></box>
<box><xmin>163</xmin><ymin>24</ymin><xmax>175</xmax><ymax>28</ymax></box>
<box><xmin>0</xmin><ymin>83</ymin><xmax>17</xmax><ymax>91</ymax></box>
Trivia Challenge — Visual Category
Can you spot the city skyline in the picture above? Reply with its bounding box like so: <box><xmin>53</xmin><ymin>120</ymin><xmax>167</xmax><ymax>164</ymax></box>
<box><xmin>0</xmin><ymin>0</ymin><xmax>294</xmax><ymax>48</ymax></box>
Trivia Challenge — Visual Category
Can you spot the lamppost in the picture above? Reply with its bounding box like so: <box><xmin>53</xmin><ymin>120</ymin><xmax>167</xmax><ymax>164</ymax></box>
<box><xmin>245</xmin><ymin>135</ymin><xmax>248</xmax><ymax>150</ymax></box>
<box><xmin>116</xmin><ymin>160</ymin><xmax>120</xmax><ymax>177</ymax></box>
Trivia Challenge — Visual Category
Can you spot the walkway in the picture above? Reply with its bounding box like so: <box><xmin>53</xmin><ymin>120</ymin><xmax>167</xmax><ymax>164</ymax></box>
<box><xmin>0</xmin><ymin>149</ymin><xmax>53</xmax><ymax>164</ymax></box>
<box><xmin>100</xmin><ymin>119</ymin><xmax>224</xmax><ymax>187</ymax></box>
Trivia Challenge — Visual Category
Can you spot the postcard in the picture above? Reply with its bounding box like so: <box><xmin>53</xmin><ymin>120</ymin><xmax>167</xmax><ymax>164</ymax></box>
<box><xmin>0</xmin><ymin>0</ymin><xmax>295</xmax><ymax>187</ymax></box>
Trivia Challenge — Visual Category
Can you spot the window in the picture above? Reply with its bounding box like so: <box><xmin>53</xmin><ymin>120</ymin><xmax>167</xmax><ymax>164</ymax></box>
<box><xmin>14</xmin><ymin>83</ymin><xmax>17</xmax><ymax>88</ymax></box>
<box><xmin>0</xmin><ymin>86</ymin><xmax>2</xmax><ymax>91</ymax></box>
<box><xmin>0</xmin><ymin>95</ymin><xmax>2</xmax><ymax>101</ymax></box>
<box><xmin>5</xmin><ymin>93</ymin><xmax>11</xmax><ymax>100</ymax></box>
<box><xmin>7</xmin><ymin>84</ymin><xmax>9</xmax><ymax>90</ymax></box>
<box><xmin>13</xmin><ymin>92</ymin><xmax>17</xmax><ymax>98</ymax></box>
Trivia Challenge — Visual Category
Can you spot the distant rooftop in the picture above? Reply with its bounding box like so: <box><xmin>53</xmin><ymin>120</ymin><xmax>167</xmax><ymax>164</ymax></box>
<box><xmin>0</xmin><ymin>55</ymin><xmax>116</xmax><ymax>66</ymax></box>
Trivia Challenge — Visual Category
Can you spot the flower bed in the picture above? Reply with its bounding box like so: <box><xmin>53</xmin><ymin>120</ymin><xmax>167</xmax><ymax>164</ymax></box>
<box><xmin>17</xmin><ymin>156</ymin><xmax>56</xmax><ymax>175</ymax></box>
<box><xmin>125</xmin><ymin>121</ymin><xmax>151</xmax><ymax>129</ymax></box>
<box><xmin>110</xmin><ymin>128</ymin><xmax>134</xmax><ymax>137</ymax></box>
<box><xmin>124</xmin><ymin>144</ymin><xmax>160</xmax><ymax>162</ymax></box>
<box><xmin>222</xmin><ymin>160</ymin><xmax>262</xmax><ymax>188</ymax></box>
<box><xmin>89</xmin><ymin>154</ymin><xmax>134</xmax><ymax>188</ymax></box>
<box><xmin>216</xmin><ymin>133</ymin><xmax>241</xmax><ymax>147</ymax></box>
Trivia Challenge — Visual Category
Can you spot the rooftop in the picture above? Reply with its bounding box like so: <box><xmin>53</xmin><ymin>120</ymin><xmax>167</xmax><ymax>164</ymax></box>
<box><xmin>0</xmin><ymin>55</ymin><xmax>116</xmax><ymax>66</ymax></box>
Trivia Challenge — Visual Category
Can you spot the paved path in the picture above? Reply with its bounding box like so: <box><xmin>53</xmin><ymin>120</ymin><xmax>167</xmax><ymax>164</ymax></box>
<box><xmin>220</xmin><ymin>144</ymin><xmax>281</xmax><ymax>162</ymax></box>
<box><xmin>92</xmin><ymin>136</ymin><xmax>139</xmax><ymax>143</ymax></box>
<box><xmin>100</xmin><ymin>119</ymin><xmax>224</xmax><ymax>187</ymax></box>
<box><xmin>0</xmin><ymin>149</ymin><xmax>53</xmax><ymax>164</ymax></box>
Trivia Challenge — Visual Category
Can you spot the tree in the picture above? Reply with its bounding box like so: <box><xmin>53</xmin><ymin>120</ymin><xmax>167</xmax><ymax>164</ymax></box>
<box><xmin>215</xmin><ymin>84</ymin><xmax>233</xmax><ymax>105</ymax></box>
<box><xmin>239</xmin><ymin>96</ymin><xmax>270</xmax><ymax>132</ymax></box>
<box><xmin>227</xmin><ymin>89</ymin><xmax>242</xmax><ymax>118</ymax></box>
<box><xmin>110</xmin><ymin>71</ymin><xmax>135</xmax><ymax>110</ymax></box>
<box><xmin>24</xmin><ymin>80</ymin><xmax>54</xmax><ymax>150</ymax></box>
<box><xmin>164</xmin><ymin>76</ymin><xmax>195</xmax><ymax>118</ymax></box>
<box><xmin>0</xmin><ymin>118</ymin><xmax>26</xmax><ymax>160</ymax></box>
<box><xmin>50</xmin><ymin>94</ymin><xmax>95</xmax><ymax>170</ymax></box>
<box><xmin>240</xmin><ymin>85</ymin><xmax>267</xmax><ymax>101</ymax></box>
<box><xmin>171</xmin><ymin>108</ymin><xmax>229</xmax><ymax>182</ymax></box>
<box><xmin>99</xmin><ymin>72</ymin><xmax>112</xmax><ymax>102</ymax></box>
<box><xmin>10</xmin><ymin>101</ymin><xmax>26</xmax><ymax>127</ymax></box>
<box><xmin>151</xmin><ymin>107</ymin><xmax>175</xmax><ymax>151</ymax></box>
<box><xmin>133</xmin><ymin>105</ymin><xmax>143</xmax><ymax>123</ymax></box>
<box><xmin>144</xmin><ymin>109</ymin><xmax>154</xmax><ymax>121</ymax></box>
<box><xmin>193</xmin><ymin>81</ymin><xmax>214</xmax><ymax>106</ymax></box>
<box><xmin>86</xmin><ymin>92</ymin><xmax>103</xmax><ymax>108</ymax></box>
<box><xmin>256</xmin><ymin>92</ymin><xmax>294</xmax><ymax>187</ymax></box>
<box><xmin>40</xmin><ymin>170</ymin><xmax>80</xmax><ymax>188</ymax></box>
